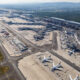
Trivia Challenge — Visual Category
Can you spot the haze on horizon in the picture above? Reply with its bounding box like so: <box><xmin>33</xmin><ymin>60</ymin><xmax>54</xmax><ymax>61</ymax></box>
<box><xmin>0</xmin><ymin>0</ymin><xmax>80</xmax><ymax>4</ymax></box>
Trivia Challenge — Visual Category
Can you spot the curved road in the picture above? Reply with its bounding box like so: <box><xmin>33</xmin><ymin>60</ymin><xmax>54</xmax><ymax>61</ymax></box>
<box><xmin>0</xmin><ymin>43</ymin><xmax>26</xmax><ymax>80</ymax></box>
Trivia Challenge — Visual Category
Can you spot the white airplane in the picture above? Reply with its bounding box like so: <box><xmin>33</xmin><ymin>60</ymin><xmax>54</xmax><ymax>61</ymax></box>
<box><xmin>68</xmin><ymin>50</ymin><xmax>75</xmax><ymax>56</ymax></box>
<box><xmin>69</xmin><ymin>75</ymin><xmax>79</xmax><ymax>80</ymax></box>
<box><xmin>42</xmin><ymin>55</ymin><xmax>52</xmax><ymax>63</ymax></box>
<box><xmin>51</xmin><ymin>61</ymin><xmax>62</xmax><ymax>71</ymax></box>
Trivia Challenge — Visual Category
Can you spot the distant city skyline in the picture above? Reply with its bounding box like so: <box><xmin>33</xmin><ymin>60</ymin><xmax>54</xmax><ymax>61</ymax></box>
<box><xmin>0</xmin><ymin>0</ymin><xmax>80</xmax><ymax>4</ymax></box>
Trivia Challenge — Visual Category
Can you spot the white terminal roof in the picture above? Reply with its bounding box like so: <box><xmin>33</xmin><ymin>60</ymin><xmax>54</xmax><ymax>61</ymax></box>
<box><xmin>51</xmin><ymin>17</ymin><xmax>66</xmax><ymax>21</ymax></box>
<box><xmin>68</xmin><ymin>21</ymin><xmax>80</xmax><ymax>25</ymax></box>
<box><xmin>51</xmin><ymin>17</ymin><xmax>80</xmax><ymax>25</ymax></box>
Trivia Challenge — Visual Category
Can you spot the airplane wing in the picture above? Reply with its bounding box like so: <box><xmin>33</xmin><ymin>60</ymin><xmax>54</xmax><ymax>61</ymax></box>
<box><xmin>48</xmin><ymin>55</ymin><xmax>51</xmax><ymax>60</ymax></box>
<box><xmin>56</xmin><ymin>62</ymin><xmax>61</xmax><ymax>68</ymax></box>
<box><xmin>69</xmin><ymin>75</ymin><xmax>73</xmax><ymax>80</ymax></box>
<box><xmin>74</xmin><ymin>75</ymin><xmax>79</xmax><ymax>80</ymax></box>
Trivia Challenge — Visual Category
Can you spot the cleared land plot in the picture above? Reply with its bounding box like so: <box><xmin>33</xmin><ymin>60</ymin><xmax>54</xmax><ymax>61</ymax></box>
<box><xmin>18</xmin><ymin>51</ymin><xmax>80</xmax><ymax>80</ymax></box>
<box><xmin>0</xmin><ymin>17</ymin><xmax>29</xmax><ymax>23</ymax></box>
<box><xmin>35</xmin><ymin>52</ymin><xmax>80</xmax><ymax>80</ymax></box>
<box><xmin>18</xmin><ymin>53</ymin><xmax>58</xmax><ymax>80</ymax></box>
<box><xmin>24</xmin><ymin>31</ymin><xmax>51</xmax><ymax>46</ymax></box>
<box><xmin>10</xmin><ymin>24</ymin><xmax>45</xmax><ymax>29</ymax></box>
<box><xmin>9</xmin><ymin>24</ymin><xmax>52</xmax><ymax>46</ymax></box>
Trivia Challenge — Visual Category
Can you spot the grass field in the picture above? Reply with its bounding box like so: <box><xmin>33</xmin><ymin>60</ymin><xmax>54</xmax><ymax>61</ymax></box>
<box><xmin>0</xmin><ymin>51</ymin><xmax>4</xmax><ymax>62</ymax></box>
<box><xmin>0</xmin><ymin>66</ymin><xmax>9</xmax><ymax>76</ymax></box>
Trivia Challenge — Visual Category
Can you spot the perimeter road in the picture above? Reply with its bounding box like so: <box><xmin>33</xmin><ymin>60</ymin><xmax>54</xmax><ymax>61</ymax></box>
<box><xmin>49</xmin><ymin>50</ymin><xmax>80</xmax><ymax>72</ymax></box>
<box><xmin>0</xmin><ymin>43</ymin><xmax>26</xmax><ymax>80</ymax></box>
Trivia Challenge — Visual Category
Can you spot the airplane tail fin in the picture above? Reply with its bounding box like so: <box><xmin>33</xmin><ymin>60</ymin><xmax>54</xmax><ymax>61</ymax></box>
<box><xmin>53</xmin><ymin>62</ymin><xmax>55</xmax><ymax>67</ymax></box>
<box><xmin>72</xmin><ymin>50</ymin><xmax>75</xmax><ymax>54</ymax></box>
<box><xmin>44</xmin><ymin>56</ymin><xmax>46</xmax><ymax>59</ymax></box>
<box><xmin>75</xmin><ymin>74</ymin><xmax>79</xmax><ymax>80</ymax></box>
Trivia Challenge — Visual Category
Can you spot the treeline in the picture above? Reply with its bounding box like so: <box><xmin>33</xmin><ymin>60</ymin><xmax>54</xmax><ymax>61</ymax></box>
<box><xmin>33</xmin><ymin>11</ymin><xmax>80</xmax><ymax>22</ymax></box>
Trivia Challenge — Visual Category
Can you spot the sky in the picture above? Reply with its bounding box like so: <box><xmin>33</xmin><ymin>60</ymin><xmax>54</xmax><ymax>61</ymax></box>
<box><xmin>0</xmin><ymin>0</ymin><xmax>80</xmax><ymax>4</ymax></box>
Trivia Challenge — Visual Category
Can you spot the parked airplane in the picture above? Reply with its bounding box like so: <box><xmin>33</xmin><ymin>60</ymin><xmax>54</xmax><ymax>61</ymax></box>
<box><xmin>51</xmin><ymin>61</ymin><xmax>62</xmax><ymax>71</ymax></box>
<box><xmin>42</xmin><ymin>55</ymin><xmax>52</xmax><ymax>63</ymax></box>
<box><xmin>68</xmin><ymin>50</ymin><xmax>75</xmax><ymax>56</ymax></box>
<box><xmin>69</xmin><ymin>75</ymin><xmax>79</xmax><ymax>80</ymax></box>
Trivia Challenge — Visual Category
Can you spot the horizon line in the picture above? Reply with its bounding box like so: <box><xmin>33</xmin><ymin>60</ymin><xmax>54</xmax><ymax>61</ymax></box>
<box><xmin>0</xmin><ymin>1</ymin><xmax>80</xmax><ymax>5</ymax></box>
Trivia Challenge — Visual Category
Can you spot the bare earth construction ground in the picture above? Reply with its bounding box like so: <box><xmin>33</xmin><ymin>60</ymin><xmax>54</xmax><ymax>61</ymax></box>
<box><xmin>18</xmin><ymin>51</ymin><xmax>80</xmax><ymax>80</ymax></box>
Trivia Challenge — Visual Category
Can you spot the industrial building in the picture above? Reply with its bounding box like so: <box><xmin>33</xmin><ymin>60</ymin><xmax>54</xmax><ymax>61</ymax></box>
<box><xmin>12</xmin><ymin>38</ymin><xmax>28</xmax><ymax>52</ymax></box>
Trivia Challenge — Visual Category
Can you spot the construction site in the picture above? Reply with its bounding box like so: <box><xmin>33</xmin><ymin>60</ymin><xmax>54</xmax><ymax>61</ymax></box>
<box><xmin>0</xmin><ymin>9</ymin><xmax>80</xmax><ymax>80</ymax></box>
